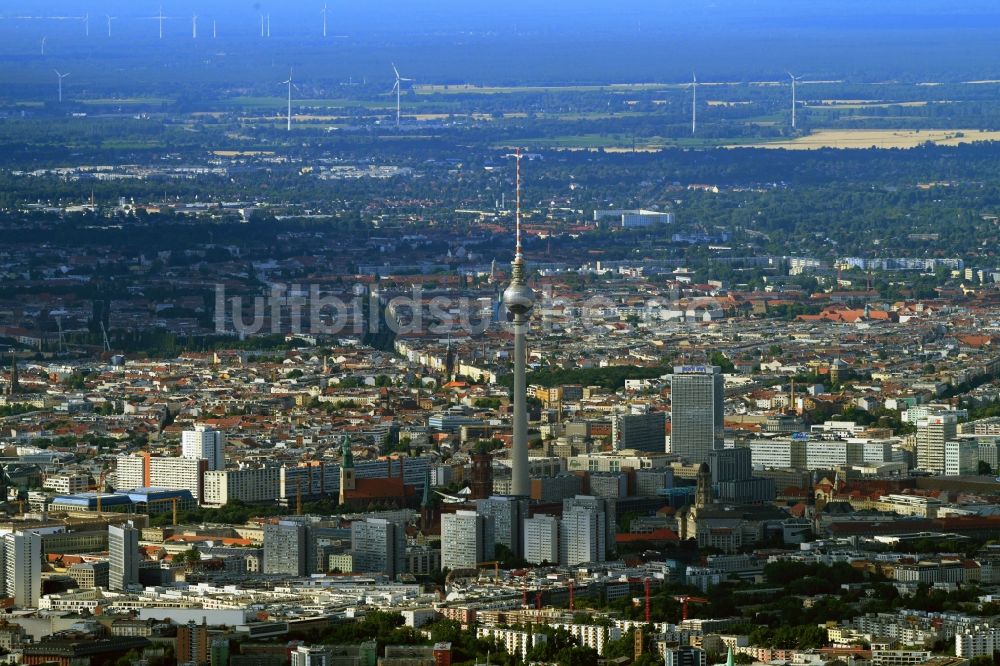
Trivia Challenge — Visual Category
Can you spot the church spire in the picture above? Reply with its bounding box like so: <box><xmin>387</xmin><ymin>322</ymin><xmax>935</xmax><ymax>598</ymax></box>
<box><xmin>7</xmin><ymin>354</ymin><xmax>17</xmax><ymax>396</ymax></box>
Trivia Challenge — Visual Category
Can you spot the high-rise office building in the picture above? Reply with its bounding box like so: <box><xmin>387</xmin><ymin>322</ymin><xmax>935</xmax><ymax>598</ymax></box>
<box><xmin>944</xmin><ymin>440</ymin><xmax>978</xmax><ymax>476</ymax></box>
<box><xmin>611</xmin><ymin>411</ymin><xmax>667</xmax><ymax>453</ymax></box>
<box><xmin>670</xmin><ymin>366</ymin><xmax>725</xmax><ymax>465</ymax></box>
<box><xmin>263</xmin><ymin>521</ymin><xmax>308</xmax><ymax>576</ymax></box>
<box><xmin>181</xmin><ymin>425</ymin><xmax>226</xmax><ymax>471</ymax></box>
<box><xmin>523</xmin><ymin>515</ymin><xmax>559</xmax><ymax>565</ymax></box>
<box><xmin>2</xmin><ymin>531</ymin><xmax>41</xmax><ymax>607</ymax></box>
<box><xmin>917</xmin><ymin>413</ymin><xmax>958</xmax><ymax>474</ymax></box>
<box><xmin>108</xmin><ymin>521</ymin><xmax>139</xmax><ymax>591</ymax></box>
<box><xmin>710</xmin><ymin>447</ymin><xmax>775</xmax><ymax>504</ymax></box>
<box><xmin>559</xmin><ymin>506</ymin><xmax>605</xmax><ymax>567</ymax></box>
<box><xmin>351</xmin><ymin>518</ymin><xmax>406</xmax><ymax>579</ymax></box>
<box><xmin>440</xmin><ymin>510</ymin><xmax>494</xmax><ymax>570</ymax></box>
<box><xmin>477</xmin><ymin>495</ymin><xmax>527</xmax><ymax>558</ymax></box>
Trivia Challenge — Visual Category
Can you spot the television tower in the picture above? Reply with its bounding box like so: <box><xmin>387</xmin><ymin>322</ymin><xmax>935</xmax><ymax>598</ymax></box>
<box><xmin>503</xmin><ymin>148</ymin><xmax>534</xmax><ymax>498</ymax></box>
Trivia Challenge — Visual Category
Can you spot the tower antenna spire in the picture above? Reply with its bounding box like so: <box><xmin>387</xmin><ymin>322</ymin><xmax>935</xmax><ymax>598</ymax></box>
<box><xmin>515</xmin><ymin>147</ymin><xmax>523</xmax><ymax>258</ymax></box>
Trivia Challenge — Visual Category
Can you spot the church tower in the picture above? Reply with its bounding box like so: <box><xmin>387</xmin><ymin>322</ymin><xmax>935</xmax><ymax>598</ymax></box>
<box><xmin>695</xmin><ymin>462</ymin><xmax>712</xmax><ymax>509</ymax></box>
<box><xmin>444</xmin><ymin>335</ymin><xmax>455</xmax><ymax>382</ymax></box>
<box><xmin>339</xmin><ymin>436</ymin><xmax>356</xmax><ymax>506</ymax></box>
<box><xmin>8</xmin><ymin>354</ymin><xmax>18</xmax><ymax>396</ymax></box>
<box><xmin>419</xmin><ymin>468</ymin><xmax>434</xmax><ymax>533</ymax></box>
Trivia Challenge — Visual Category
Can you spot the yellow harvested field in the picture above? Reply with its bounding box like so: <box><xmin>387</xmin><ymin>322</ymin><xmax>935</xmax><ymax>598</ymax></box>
<box><xmin>212</xmin><ymin>150</ymin><xmax>275</xmax><ymax>157</ymax></box>
<box><xmin>809</xmin><ymin>100</ymin><xmax>931</xmax><ymax>109</ymax></box>
<box><xmin>737</xmin><ymin>129</ymin><xmax>1000</xmax><ymax>150</ymax></box>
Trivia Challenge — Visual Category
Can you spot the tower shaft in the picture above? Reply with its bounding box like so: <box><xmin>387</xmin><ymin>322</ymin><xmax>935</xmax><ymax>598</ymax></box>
<box><xmin>511</xmin><ymin>311</ymin><xmax>529</xmax><ymax>496</ymax></box>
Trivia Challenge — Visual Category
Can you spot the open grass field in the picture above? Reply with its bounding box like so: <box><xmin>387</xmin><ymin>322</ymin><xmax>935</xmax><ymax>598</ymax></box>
<box><xmin>738</xmin><ymin>129</ymin><xmax>1000</xmax><ymax>149</ymax></box>
<box><xmin>413</xmin><ymin>83</ymin><xmax>670</xmax><ymax>95</ymax></box>
<box><xmin>80</xmin><ymin>97</ymin><xmax>174</xmax><ymax>106</ymax></box>
<box><xmin>806</xmin><ymin>100</ymin><xmax>933</xmax><ymax>110</ymax></box>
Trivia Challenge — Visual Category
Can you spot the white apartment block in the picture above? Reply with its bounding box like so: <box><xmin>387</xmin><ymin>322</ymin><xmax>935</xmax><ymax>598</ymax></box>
<box><xmin>549</xmin><ymin>623</ymin><xmax>621</xmax><ymax>656</ymax></box>
<box><xmin>476</xmin><ymin>627</ymin><xmax>547</xmax><ymax>659</ymax></box>
<box><xmin>957</xmin><ymin>627</ymin><xmax>1000</xmax><ymax>658</ymax></box>
<box><xmin>560</xmin><ymin>507</ymin><xmax>604</xmax><ymax>567</ymax></box>
<box><xmin>523</xmin><ymin>515</ymin><xmax>559</xmax><ymax>565</ymax></box>
<box><xmin>114</xmin><ymin>455</ymin><xmax>147</xmax><ymax>490</ymax></box>
<box><xmin>203</xmin><ymin>467</ymin><xmax>280</xmax><ymax>506</ymax></box>
<box><xmin>440</xmin><ymin>510</ymin><xmax>494</xmax><ymax>571</ymax></box>
<box><xmin>3</xmin><ymin>531</ymin><xmax>41</xmax><ymax>608</ymax></box>
<box><xmin>115</xmin><ymin>454</ymin><xmax>207</xmax><ymax>503</ymax></box>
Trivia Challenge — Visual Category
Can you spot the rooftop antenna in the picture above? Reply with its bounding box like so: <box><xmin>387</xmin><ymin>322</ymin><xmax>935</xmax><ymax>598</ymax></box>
<box><xmin>788</xmin><ymin>71</ymin><xmax>801</xmax><ymax>129</ymax></box>
<box><xmin>691</xmin><ymin>72</ymin><xmax>697</xmax><ymax>135</ymax></box>
<box><xmin>192</xmin><ymin>14</ymin><xmax>198</xmax><ymax>39</ymax></box>
<box><xmin>105</xmin><ymin>15</ymin><xmax>115</xmax><ymax>37</ymax></box>
<box><xmin>390</xmin><ymin>63</ymin><xmax>412</xmax><ymax>128</ymax></box>
<box><xmin>280</xmin><ymin>68</ymin><xmax>298</xmax><ymax>132</ymax></box>
<box><xmin>40</xmin><ymin>36</ymin><xmax>46</xmax><ymax>55</ymax></box>
<box><xmin>54</xmin><ymin>69</ymin><xmax>69</xmax><ymax>103</ymax></box>
<box><xmin>321</xmin><ymin>3</ymin><xmax>328</xmax><ymax>37</ymax></box>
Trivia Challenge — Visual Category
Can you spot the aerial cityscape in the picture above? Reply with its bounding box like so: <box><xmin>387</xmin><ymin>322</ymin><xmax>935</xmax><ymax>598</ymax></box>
<box><xmin>5</xmin><ymin>2</ymin><xmax>1000</xmax><ymax>666</ymax></box>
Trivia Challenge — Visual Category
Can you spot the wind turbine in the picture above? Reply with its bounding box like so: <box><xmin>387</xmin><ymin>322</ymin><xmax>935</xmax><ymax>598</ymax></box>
<box><xmin>390</xmin><ymin>63</ymin><xmax>412</xmax><ymax>128</ymax></box>
<box><xmin>192</xmin><ymin>13</ymin><xmax>197</xmax><ymax>38</ymax></box>
<box><xmin>154</xmin><ymin>6</ymin><xmax>167</xmax><ymax>39</ymax></box>
<box><xmin>105</xmin><ymin>15</ymin><xmax>116</xmax><ymax>37</ymax></box>
<box><xmin>321</xmin><ymin>3</ymin><xmax>328</xmax><ymax>37</ymax></box>
<box><xmin>691</xmin><ymin>72</ymin><xmax>697</xmax><ymax>135</ymax></box>
<box><xmin>54</xmin><ymin>70</ymin><xmax>69</xmax><ymax>103</ymax></box>
<box><xmin>279</xmin><ymin>68</ymin><xmax>298</xmax><ymax>132</ymax></box>
<box><xmin>788</xmin><ymin>71</ymin><xmax>802</xmax><ymax>129</ymax></box>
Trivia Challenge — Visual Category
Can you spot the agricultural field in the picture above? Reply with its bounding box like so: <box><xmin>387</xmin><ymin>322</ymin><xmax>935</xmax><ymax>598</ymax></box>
<box><xmin>739</xmin><ymin>128</ymin><xmax>1000</xmax><ymax>150</ymax></box>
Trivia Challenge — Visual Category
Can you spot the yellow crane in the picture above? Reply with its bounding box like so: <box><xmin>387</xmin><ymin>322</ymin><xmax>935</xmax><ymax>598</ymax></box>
<box><xmin>95</xmin><ymin>469</ymin><xmax>108</xmax><ymax>517</ymax></box>
<box><xmin>147</xmin><ymin>496</ymin><xmax>179</xmax><ymax>526</ymax></box>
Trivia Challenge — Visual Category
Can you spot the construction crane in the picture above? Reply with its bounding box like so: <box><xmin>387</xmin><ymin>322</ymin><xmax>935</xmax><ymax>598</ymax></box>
<box><xmin>95</xmin><ymin>469</ymin><xmax>108</xmax><ymax>516</ymax></box>
<box><xmin>673</xmin><ymin>595</ymin><xmax>708</xmax><ymax>621</ymax></box>
<box><xmin>147</xmin><ymin>496</ymin><xmax>179</xmax><ymax>526</ymax></box>
<box><xmin>627</xmin><ymin>577</ymin><xmax>654</xmax><ymax>622</ymax></box>
<box><xmin>100</xmin><ymin>320</ymin><xmax>111</xmax><ymax>353</ymax></box>
<box><xmin>292</xmin><ymin>478</ymin><xmax>304</xmax><ymax>516</ymax></box>
<box><xmin>644</xmin><ymin>578</ymin><xmax>651</xmax><ymax>623</ymax></box>
<box><xmin>55</xmin><ymin>315</ymin><xmax>65</xmax><ymax>353</ymax></box>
